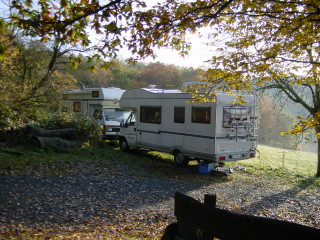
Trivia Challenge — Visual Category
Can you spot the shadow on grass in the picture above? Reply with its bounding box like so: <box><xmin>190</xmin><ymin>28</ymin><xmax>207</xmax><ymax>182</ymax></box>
<box><xmin>239</xmin><ymin>177</ymin><xmax>318</xmax><ymax>215</ymax></box>
<box><xmin>106</xmin><ymin>141</ymin><xmax>231</xmax><ymax>183</ymax></box>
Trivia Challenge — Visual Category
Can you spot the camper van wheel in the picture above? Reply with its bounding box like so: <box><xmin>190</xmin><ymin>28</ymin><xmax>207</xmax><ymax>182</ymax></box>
<box><xmin>119</xmin><ymin>138</ymin><xmax>129</xmax><ymax>151</ymax></box>
<box><xmin>174</xmin><ymin>151</ymin><xmax>189</xmax><ymax>167</ymax></box>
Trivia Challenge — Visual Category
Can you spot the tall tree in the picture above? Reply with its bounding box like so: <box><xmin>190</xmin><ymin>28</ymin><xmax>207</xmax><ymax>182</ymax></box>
<box><xmin>179</xmin><ymin>67</ymin><xmax>203</xmax><ymax>84</ymax></box>
<box><xmin>66</xmin><ymin>54</ymin><xmax>114</xmax><ymax>88</ymax></box>
<box><xmin>8</xmin><ymin>0</ymin><xmax>151</xmax><ymax>60</ymax></box>
<box><xmin>107</xmin><ymin>59</ymin><xmax>138</xmax><ymax>88</ymax></box>
<box><xmin>138</xmin><ymin>62</ymin><xmax>181</xmax><ymax>88</ymax></box>
<box><xmin>0</xmin><ymin>36</ymin><xmax>77</xmax><ymax>128</ymax></box>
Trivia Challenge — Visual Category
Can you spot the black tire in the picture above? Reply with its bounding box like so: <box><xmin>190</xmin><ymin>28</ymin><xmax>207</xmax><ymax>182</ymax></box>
<box><xmin>174</xmin><ymin>151</ymin><xmax>189</xmax><ymax>167</ymax></box>
<box><xmin>119</xmin><ymin>138</ymin><xmax>129</xmax><ymax>151</ymax></box>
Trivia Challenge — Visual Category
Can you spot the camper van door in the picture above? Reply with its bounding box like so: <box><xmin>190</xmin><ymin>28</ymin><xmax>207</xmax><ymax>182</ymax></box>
<box><xmin>90</xmin><ymin>106</ymin><xmax>104</xmax><ymax>124</ymax></box>
<box><xmin>122</xmin><ymin>112</ymin><xmax>137</xmax><ymax>146</ymax></box>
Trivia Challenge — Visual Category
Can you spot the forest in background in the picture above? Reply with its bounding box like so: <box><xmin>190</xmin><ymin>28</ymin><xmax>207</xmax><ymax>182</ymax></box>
<box><xmin>0</xmin><ymin>33</ymin><xmax>314</xmax><ymax>153</ymax></box>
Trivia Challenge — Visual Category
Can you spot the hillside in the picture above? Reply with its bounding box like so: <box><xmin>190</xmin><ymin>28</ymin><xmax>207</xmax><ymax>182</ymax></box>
<box><xmin>261</xmin><ymin>90</ymin><xmax>317</xmax><ymax>153</ymax></box>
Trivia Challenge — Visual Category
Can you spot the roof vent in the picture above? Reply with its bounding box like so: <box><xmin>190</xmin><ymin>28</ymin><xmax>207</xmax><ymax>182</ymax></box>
<box><xmin>147</xmin><ymin>84</ymin><xmax>157</xmax><ymax>89</ymax></box>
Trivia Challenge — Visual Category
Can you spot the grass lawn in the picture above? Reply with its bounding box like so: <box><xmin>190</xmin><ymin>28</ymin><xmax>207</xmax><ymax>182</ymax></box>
<box><xmin>1</xmin><ymin>143</ymin><xmax>319</xmax><ymax>186</ymax></box>
<box><xmin>227</xmin><ymin>145</ymin><xmax>318</xmax><ymax>181</ymax></box>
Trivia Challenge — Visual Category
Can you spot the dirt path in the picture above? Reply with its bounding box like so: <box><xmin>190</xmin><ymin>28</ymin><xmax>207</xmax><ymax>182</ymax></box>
<box><xmin>0</xmin><ymin>165</ymin><xmax>319</xmax><ymax>239</ymax></box>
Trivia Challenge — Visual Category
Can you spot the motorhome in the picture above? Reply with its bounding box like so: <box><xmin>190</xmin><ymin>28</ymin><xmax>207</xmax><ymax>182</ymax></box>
<box><xmin>60</xmin><ymin>87</ymin><xmax>131</xmax><ymax>139</ymax></box>
<box><xmin>118</xmin><ymin>88</ymin><xmax>258</xmax><ymax>166</ymax></box>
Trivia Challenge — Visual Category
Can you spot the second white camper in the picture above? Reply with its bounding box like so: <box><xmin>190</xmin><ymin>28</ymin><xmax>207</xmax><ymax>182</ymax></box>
<box><xmin>119</xmin><ymin>88</ymin><xmax>258</xmax><ymax>166</ymax></box>
<box><xmin>60</xmin><ymin>87</ymin><xmax>131</xmax><ymax>139</ymax></box>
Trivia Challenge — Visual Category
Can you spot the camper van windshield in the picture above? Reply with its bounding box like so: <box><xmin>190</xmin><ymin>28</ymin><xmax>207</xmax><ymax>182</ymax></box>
<box><xmin>104</xmin><ymin>109</ymin><xmax>131</xmax><ymax>122</ymax></box>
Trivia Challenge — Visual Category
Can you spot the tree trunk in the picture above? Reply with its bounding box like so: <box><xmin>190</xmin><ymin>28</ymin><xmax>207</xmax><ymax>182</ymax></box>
<box><xmin>317</xmin><ymin>137</ymin><xmax>320</xmax><ymax>177</ymax></box>
<box><xmin>31</xmin><ymin>136</ymin><xmax>80</xmax><ymax>149</ymax></box>
<box><xmin>27</xmin><ymin>125</ymin><xmax>76</xmax><ymax>139</ymax></box>
<box><xmin>316</xmin><ymin>127</ymin><xmax>320</xmax><ymax>177</ymax></box>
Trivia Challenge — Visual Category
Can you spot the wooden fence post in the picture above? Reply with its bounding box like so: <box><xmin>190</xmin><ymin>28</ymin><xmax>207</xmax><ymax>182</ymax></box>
<box><xmin>174</xmin><ymin>193</ymin><xmax>217</xmax><ymax>240</ymax></box>
<box><xmin>204</xmin><ymin>194</ymin><xmax>216</xmax><ymax>208</ymax></box>
<box><xmin>203</xmin><ymin>194</ymin><xmax>216</xmax><ymax>240</ymax></box>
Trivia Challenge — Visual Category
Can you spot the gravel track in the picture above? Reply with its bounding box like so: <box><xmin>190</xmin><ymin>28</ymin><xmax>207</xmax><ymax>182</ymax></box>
<box><xmin>0</xmin><ymin>163</ymin><xmax>319</xmax><ymax>238</ymax></box>
<box><xmin>0</xmin><ymin>174</ymin><xmax>203</xmax><ymax>227</ymax></box>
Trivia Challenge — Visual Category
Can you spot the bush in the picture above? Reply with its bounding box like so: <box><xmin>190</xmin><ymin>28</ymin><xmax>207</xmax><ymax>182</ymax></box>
<box><xmin>32</xmin><ymin>113</ymin><xmax>103</xmax><ymax>144</ymax></box>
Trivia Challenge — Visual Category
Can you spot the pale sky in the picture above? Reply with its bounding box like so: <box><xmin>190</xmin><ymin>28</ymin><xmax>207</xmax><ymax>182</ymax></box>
<box><xmin>119</xmin><ymin>29</ymin><xmax>214</xmax><ymax>68</ymax></box>
<box><xmin>138</xmin><ymin>0</ymin><xmax>215</xmax><ymax>68</ymax></box>
<box><xmin>144</xmin><ymin>37</ymin><xmax>213</xmax><ymax>68</ymax></box>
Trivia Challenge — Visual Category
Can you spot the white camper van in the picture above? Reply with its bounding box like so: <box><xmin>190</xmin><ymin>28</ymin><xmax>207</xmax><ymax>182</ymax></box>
<box><xmin>60</xmin><ymin>87</ymin><xmax>131</xmax><ymax>139</ymax></box>
<box><xmin>118</xmin><ymin>88</ymin><xmax>258</xmax><ymax>166</ymax></box>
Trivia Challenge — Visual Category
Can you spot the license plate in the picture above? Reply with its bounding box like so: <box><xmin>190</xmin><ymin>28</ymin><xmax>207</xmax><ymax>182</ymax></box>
<box><xmin>230</xmin><ymin>154</ymin><xmax>242</xmax><ymax>159</ymax></box>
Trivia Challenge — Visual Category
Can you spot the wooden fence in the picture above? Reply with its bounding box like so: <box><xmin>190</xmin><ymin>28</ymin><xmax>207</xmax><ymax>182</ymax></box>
<box><xmin>161</xmin><ymin>192</ymin><xmax>320</xmax><ymax>240</ymax></box>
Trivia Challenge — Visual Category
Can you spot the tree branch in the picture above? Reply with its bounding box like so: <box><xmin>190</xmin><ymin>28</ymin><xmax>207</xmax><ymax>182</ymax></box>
<box><xmin>276</xmin><ymin>77</ymin><xmax>314</xmax><ymax>114</ymax></box>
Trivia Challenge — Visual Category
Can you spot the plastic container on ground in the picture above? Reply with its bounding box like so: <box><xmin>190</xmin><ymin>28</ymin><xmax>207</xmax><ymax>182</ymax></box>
<box><xmin>198</xmin><ymin>162</ymin><xmax>215</xmax><ymax>174</ymax></box>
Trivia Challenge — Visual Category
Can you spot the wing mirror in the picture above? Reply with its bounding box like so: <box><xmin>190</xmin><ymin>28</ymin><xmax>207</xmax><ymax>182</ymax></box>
<box><xmin>120</xmin><ymin>120</ymin><xmax>128</xmax><ymax>128</ymax></box>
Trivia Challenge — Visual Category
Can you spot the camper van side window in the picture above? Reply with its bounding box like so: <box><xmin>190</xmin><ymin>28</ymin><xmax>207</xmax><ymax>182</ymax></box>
<box><xmin>192</xmin><ymin>107</ymin><xmax>211</xmax><ymax>124</ymax></box>
<box><xmin>73</xmin><ymin>102</ymin><xmax>81</xmax><ymax>112</ymax></box>
<box><xmin>92</xmin><ymin>91</ymin><xmax>99</xmax><ymax>97</ymax></box>
<box><xmin>174</xmin><ymin>107</ymin><xmax>185</xmax><ymax>123</ymax></box>
<box><xmin>140</xmin><ymin>106</ymin><xmax>161</xmax><ymax>124</ymax></box>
